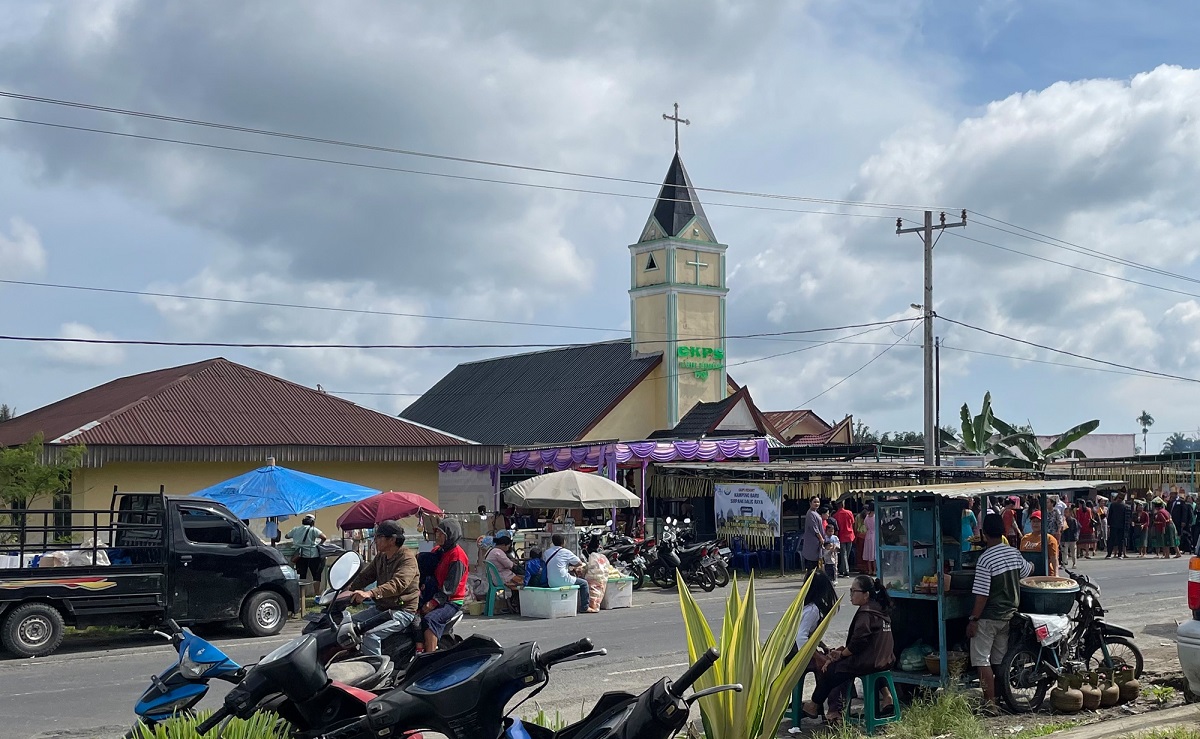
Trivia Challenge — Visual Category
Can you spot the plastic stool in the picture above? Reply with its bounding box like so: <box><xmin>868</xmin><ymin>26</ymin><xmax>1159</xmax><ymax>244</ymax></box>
<box><xmin>844</xmin><ymin>670</ymin><xmax>901</xmax><ymax>734</ymax></box>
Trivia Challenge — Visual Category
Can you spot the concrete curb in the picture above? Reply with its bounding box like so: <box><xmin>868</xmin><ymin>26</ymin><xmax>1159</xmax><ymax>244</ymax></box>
<box><xmin>1051</xmin><ymin>704</ymin><xmax>1200</xmax><ymax>738</ymax></box>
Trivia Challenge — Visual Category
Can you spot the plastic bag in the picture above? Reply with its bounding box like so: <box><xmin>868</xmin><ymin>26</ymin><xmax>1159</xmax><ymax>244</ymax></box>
<box><xmin>899</xmin><ymin>640</ymin><xmax>934</xmax><ymax>671</ymax></box>
<box><xmin>584</xmin><ymin>553</ymin><xmax>611</xmax><ymax>611</ymax></box>
<box><xmin>38</xmin><ymin>551</ymin><xmax>70</xmax><ymax>568</ymax></box>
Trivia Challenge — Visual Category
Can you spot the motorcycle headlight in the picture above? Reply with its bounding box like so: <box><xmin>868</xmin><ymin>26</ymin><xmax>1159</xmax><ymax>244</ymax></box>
<box><xmin>179</xmin><ymin>645</ymin><xmax>217</xmax><ymax>679</ymax></box>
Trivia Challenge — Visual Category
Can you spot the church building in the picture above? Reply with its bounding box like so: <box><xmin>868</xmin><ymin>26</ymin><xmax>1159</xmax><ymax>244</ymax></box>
<box><xmin>402</xmin><ymin>141</ymin><xmax>782</xmax><ymax>445</ymax></box>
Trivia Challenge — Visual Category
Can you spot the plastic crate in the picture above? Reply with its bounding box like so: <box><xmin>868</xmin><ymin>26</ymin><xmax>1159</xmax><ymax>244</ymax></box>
<box><xmin>600</xmin><ymin>576</ymin><xmax>634</xmax><ymax>610</ymax></box>
<box><xmin>521</xmin><ymin>585</ymin><xmax>580</xmax><ymax>619</ymax></box>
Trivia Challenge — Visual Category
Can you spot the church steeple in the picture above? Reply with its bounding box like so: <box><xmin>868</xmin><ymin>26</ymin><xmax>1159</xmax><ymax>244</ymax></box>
<box><xmin>629</xmin><ymin>144</ymin><xmax>729</xmax><ymax>426</ymax></box>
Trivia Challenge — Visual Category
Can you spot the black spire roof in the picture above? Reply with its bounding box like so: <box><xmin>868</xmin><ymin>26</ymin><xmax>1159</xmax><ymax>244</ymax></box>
<box><xmin>650</xmin><ymin>153</ymin><xmax>715</xmax><ymax>240</ymax></box>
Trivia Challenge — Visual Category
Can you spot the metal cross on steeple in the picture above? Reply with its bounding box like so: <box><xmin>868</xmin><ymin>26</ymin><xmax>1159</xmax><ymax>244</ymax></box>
<box><xmin>662</xmin><ymin>102</ymin><xmax>690</xmax><ymax>153</ymax></box>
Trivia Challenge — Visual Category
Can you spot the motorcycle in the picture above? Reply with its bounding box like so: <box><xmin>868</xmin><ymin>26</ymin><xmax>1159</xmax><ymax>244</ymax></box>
<box><xmin>312</xmin><ymin>639</ymin><xmax>741</xmax><ymax>739</ymax></box>
<box><xmin>128</xmin><ymin>553</ymin><xmax>397</xmax><ymax>737</ymax></box>
<box><xmin>192</xmin><ymin>552</ymin><xmax>403</xmax><ymax>736</ymax></box>
<box><xmin>601</xmin><ymin>533</ymin><xmax>649</xmax><ymax>590</ymax></box>
<box><xmin>1000</xmin><ymin>567</ymin><xmax>1144</xmax><ymax>713</ymax></box>
<box><xmin>648</xmin><ymin>518</ymin><xmax>718</xmax><ymax>592</ymax></box>
<box><xmin>674</xmin><ymin>520</ymin><xmax>730</xmax><ymax>588</ymax></box>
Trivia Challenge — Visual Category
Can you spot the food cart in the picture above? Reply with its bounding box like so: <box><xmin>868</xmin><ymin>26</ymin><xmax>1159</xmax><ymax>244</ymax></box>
<box><xmin>850</xmin><ymin>479</ymin><xmax>1118</xmax><ymax>687</ymax></box>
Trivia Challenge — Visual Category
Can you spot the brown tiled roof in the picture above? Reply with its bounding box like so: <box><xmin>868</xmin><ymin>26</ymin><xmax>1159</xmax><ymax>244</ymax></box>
<box><xmin>790</xmin><ymin>416</ymin><xmax>854</xmax><ymax>447</ymax></box>
<box><xmin>0</xmin><ymin>358</ymin><xmax>469</xmax><ymax>448</ymax></box>
<box><xmin>762</xmin><ymin>410</ymin><xmax>828</xmax><ymax>435</ymax></box>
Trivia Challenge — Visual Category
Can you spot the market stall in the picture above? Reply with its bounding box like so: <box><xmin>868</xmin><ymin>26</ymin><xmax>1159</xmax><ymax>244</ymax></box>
<box><xmin>502</xmin><ymin>469</ymin><xmax>641</xmax><ymax>556</ymax></box>
<box><xmin>851</xmin><ymin>479</ymin><xmax>1118</xmax><ymax>687</ymax></box>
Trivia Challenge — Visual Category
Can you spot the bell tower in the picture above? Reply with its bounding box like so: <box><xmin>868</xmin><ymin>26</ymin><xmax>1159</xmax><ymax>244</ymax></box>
<box><xmin>629</xmin><ymin>119</ymin><xmax>728</xmax><ymax>426</ymax></box>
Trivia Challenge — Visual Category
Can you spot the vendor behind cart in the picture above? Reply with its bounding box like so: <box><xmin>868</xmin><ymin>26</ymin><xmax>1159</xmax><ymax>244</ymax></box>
<box><xmin>968</xmin><ymin>512</ymin><xmax>1033</xmax><ymax>713</ymax></box>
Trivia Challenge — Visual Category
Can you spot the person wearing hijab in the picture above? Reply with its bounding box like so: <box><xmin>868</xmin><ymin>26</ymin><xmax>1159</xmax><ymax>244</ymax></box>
<box><xmin>419</xmin><ymin>519</ymin><xmax>469</xmax><ymax>653</ymax></box>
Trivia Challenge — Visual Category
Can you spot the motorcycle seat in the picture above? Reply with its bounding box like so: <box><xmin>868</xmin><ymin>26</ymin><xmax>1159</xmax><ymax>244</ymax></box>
<box><xmin>678</xmin><ymin>543</ymin><xmax>708</xmax><ymax>555</ymax></box>
<box><xmin>327</xmin><ymin>655</ymin><xmax>392</xmax><ymax>688</ymax></box>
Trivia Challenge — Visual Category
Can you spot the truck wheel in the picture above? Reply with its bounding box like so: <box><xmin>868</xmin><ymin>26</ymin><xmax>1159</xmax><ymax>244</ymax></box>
<box><xmin>241</xmin><ymin>590</ymin><xmax>287</xmax><ymax>637</ymax></box>
<box><xmin>2</xmin><ymin>602</ymin><xmax>65</xmax><ymax>658</ymax></box>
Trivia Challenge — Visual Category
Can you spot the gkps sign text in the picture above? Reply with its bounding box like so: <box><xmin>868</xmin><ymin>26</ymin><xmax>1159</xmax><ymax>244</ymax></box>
<box><xmin>677</xmin><ymin>345</ymin><xmax>724</xmax><ymax>380</ymax></box>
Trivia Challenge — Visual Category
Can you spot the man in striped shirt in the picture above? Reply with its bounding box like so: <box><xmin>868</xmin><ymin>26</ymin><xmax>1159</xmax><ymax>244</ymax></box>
<box><xmin>968</xmin><ymin>512</ymin><xmax>1033</xmax><ymax>711</ymax></box>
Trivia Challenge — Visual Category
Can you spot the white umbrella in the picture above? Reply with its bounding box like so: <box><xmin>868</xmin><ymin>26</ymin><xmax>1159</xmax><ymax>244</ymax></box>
<box><xmin>502</xmin><ymin>470</ymin><xmax>642</xmax><ymax>509</ymax></box>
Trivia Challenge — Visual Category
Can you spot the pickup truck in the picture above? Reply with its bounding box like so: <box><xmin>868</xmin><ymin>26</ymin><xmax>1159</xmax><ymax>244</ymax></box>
<box><xmin>0</xmin><ymin>491</ymin><xmax>300</xmax><ymax>658</ymax></box>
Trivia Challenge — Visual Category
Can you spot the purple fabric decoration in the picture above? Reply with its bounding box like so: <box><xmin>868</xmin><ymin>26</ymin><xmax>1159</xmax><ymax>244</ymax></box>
<box><xmin>438</xmin><ymin>438</ymin><xmax>768</xmax><ymax>473</ymax></box>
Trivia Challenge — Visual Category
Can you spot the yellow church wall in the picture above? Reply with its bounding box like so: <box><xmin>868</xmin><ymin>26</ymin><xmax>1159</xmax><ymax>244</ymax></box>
<box><xmin>634</xmin><ymin>249</ymin><xmax>667</xmax><ymax>287</ymax></box>
<box><xmin>673</xmin><ymin>248</ymin><xmax>720</xmax><ymax>288</ymax></box>
<box><xmin>69</xmin><ymin>460</ymin><xmax>440</xmax><ymax>538</ymax></box>
<box><xmin>675</xmin><ymin>292</ymin><xmax>724</xmax><ymax>415</ymax></box>
<box><xmin>580</xmin><ymin>368</ymin><xmax>668</xmax><ymax>442</ymax></box>
<box><xmin>632</xmin><ymin>292</ymin><xmax>668</xmax><ymax>355</ymax></box>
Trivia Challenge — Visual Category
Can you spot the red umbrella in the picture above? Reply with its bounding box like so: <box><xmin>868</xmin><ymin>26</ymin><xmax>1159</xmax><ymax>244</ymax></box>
<box><xmin>336</xmin><ymin>491</ymin><xmax>443</xmax><ymax>530</ymax></box>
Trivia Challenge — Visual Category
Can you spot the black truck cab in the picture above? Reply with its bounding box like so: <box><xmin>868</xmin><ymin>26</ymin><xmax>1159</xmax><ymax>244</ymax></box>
<box><xmin>0</xmin><ymin>491</ymin><xmax>300</xmax><ymax>658</ymax></box>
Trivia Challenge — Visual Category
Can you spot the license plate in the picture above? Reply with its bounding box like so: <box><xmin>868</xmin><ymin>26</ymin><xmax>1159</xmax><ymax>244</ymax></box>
<box><xmin>719</xmin><ymin>548</ymin><xmax>731</xmax><ymax>556</ymax></box>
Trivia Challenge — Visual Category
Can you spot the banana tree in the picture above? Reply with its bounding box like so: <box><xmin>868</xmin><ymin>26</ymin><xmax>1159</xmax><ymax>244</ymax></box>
<box><xmin>990</xmin><ymin>417</ymin><xmax>1100</xmax><ymax>470</ymax></box>
<box><xmin>940</xmin><ymin>392</ymin><xmax>1000</xmax><ymax>455</ymax></box>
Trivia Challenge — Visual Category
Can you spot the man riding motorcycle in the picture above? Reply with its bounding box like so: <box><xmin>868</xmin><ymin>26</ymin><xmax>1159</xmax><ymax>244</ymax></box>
<box><xmin>345</xmin><ymin>519</ymin><xmax>420</xmax><ymax>656</ymax></box>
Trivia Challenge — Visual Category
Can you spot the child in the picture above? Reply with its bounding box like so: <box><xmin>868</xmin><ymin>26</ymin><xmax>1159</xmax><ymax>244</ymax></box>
<box><xmin>822</xmin><ymin>520</ymin><xmax>840</xmax><ymax>584</ymax></box>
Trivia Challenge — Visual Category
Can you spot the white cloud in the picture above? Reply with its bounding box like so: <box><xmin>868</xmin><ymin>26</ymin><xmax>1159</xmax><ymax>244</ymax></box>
<box><xmin>0</xmin><ymin>217</ymin><xmax>46</xmax><ymax>275</ymax></box>
<box><xmin>42</xmin><ymin>322</ymin><xmax>126</xmax><ymax>368</ymax></box>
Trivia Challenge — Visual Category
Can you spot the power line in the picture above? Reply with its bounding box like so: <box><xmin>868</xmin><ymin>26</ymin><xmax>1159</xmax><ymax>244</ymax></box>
<box><xmin>0</xmin><ymin>279</ymin><xmax>916</xmax><ymax>345</ymax></box>
<box><xmin>0</xmin><ymin>89</ymin><xmax>949</xmax><ymax>214</ymax></box>
<box><xmin>794</xmin><ymin>323</ymin><xmax>922</xmax><ymax>408</ymax></box>
<box><xmin>937</xmin><ymin>315</ymin><xmax>1200</xmax><ymax>384</ymax></box>
<box><xmin>331</xmin><ymin>323</ymin><xmax>916</xmax><ymax>400</ymax></box>
<box><xmin>939</xmin><ymin>343</ymin><xmax>1171</xmax><ymax>381</ymax></box>
<box><xmin>968</xmin><ymin>211</ymin><xmax>1200</xmax><ymax>288</ymax></box>
<box><xmin>941</xmin><ymin>228</ymin><xmax>1200</xmax><ymax>302</ymax></box>
<box><xmin>0</xmin><ymin>318</ymin><xmax>921</xmax><ymax>351</ymax></box>
<box><xmin>0</xmin><ymin>115</ymin><xmax>902</xmax><ymax>224</ymax></box>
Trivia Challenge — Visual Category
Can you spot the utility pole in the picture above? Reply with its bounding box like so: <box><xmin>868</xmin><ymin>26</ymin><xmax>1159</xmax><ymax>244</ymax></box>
<box><xmin>897</xmin><ymin>210</ymin><xmax>966</xmax><ymax>466</ymax></box>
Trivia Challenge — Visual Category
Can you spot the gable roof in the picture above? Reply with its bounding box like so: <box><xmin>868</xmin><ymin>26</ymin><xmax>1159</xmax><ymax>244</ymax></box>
<box><xmin>650</xmin><ymin>153</ymin><xmax>716</xmax><ymax>240</ymax></box>
<box><xmin>789</xmin><ymin>415</ymin><xmax>855</xmax><ymax>447</ymax></box>
<box><xmin>0</xmin><ymin>358</ymin><xmax>470</xmax><ymax>448</ymax></box>
<box><xmin>762</xmin><ymin>410</ymin><xmax>832</xmax><ymax>437</ymax></box>
<box><xmin>650</xmin><ymin>386</ymin><xmax>774</xmax><ymax>440</ymax></box>
<box><xmin>400</xmin><ymin>340</ymin><xmax>662</xmax><ymax>446</ymax></box>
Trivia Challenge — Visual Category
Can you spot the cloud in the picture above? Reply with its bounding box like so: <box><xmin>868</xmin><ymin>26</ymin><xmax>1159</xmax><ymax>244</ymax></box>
<box><xmin>0</xmin><ymin>217</ymin><xmax>46</xmax><ymax>275</ymax></box>
<box><xmin>42</xmin><ymin>322</ymin><xmax>126</xmax><ymax>368</ymax></box>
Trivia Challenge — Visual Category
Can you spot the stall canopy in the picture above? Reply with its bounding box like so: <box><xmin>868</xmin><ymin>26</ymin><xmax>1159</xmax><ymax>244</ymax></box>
<box><xmin>190</xmin><ymin>464</ymin><xmax>380</xmax><ymax>519</ymax></box>
<box><xmin>336</xmin><ymin>491</ymin><xmax>443</xmax><ymax>530</ymax></box>
<box><xmin>503</xmin><ymin>470</ymin><xmax>642</xmax><ymax>509</ymax></box>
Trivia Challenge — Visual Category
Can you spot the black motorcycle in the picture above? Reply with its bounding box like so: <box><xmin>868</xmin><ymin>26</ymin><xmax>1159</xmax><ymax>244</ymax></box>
<box><xmin>648</xmin><ymin>518</ymin><xmax>717</xmax><ymax>592</ymax></box>
<box><xmin>313</xmin><ymin>639</ymin><xmax>740</xmax><ymax>739</ymax></box>
<box><xmin>1000</xmin><ymin>568</ymin><xmax>1144</xmax><ymax>713</ymax></box>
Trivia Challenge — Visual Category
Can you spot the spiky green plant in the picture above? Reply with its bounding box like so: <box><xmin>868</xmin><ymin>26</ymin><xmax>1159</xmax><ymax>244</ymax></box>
<box><xmin>677</xmin><ymin>571</ymin><xmax>839</xmax><ymax>739</ymax></box>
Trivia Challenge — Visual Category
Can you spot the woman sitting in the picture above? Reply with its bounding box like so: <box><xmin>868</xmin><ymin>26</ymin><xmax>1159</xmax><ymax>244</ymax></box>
<box><xmin>485</xmin><ymin>533</ymin><xmax>524</xmax><ymax>590</ymax></box>
<box><xmin>802</xmin><ymin>575</ymin><xmax>895</xmax><ymax>724</ymax></box>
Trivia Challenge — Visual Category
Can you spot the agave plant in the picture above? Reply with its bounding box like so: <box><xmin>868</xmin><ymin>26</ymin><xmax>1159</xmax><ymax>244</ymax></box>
<box><xmin>990</xmin><ymin>417</ymin><xmax>1100</xmax><ymax>470</ymax></box>
<box><xmin>132</xmin><ymin>711</ymin><xmax>291</xmax><ymax>739</ymax></box>
<box><xmin>678</xmin><ymin>572</ymin><xmax>839</xmax><ymax>739</ymax></box>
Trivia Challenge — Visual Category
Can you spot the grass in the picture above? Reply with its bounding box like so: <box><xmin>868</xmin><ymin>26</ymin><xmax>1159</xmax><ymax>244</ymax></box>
<box><xmin>1009</xmin><ymin>720</ymin><xmax>1081</xmax><ymax>739</ymax></box>
<box><xmin>132</xmin><ymin>711</ymin><xmax>290</xmax><ymax>738</ymax></box>
<box><xmin>811</xmin><ymin>688</ymin><xmax>987</xmax><ymax>739</ymax></box>
<box><xmin>1124</xmin><ymin>730</ymin><xmax>1200</xmax><ymax>739</ymax></box>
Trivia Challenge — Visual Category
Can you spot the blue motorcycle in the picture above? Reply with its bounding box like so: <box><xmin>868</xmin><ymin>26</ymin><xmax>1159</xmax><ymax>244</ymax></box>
<box><xmin>127</xmin><ymin>620</ymin><xmax>244</xmax><ymax>736</ymax></box>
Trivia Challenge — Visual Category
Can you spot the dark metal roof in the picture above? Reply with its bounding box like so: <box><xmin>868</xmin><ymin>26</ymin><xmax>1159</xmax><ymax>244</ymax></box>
<box><xmin>400</xmin><ymin>340</ymin><xmax>662</xmax><ymax>446</ymax></box>
<box><xmin>0</xmin><ymin>358</ymin><xmax>471</xmax><ymax>449</ymax></box>
<box><xmin>651</xmin><ymin>153</ymin><xmax>716</xmax><ymax>240</ymax></box>
<box><xmin>668</xmin><ymin>394</ymin><xmax>743</xmax><ymax>438</ymax></box>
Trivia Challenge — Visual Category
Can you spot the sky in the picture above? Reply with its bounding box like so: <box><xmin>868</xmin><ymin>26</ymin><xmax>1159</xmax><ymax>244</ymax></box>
<box><xmin>2</xmin><ymin>0</ymin><xmax>1200</xmax><ymax>450</ymax></box>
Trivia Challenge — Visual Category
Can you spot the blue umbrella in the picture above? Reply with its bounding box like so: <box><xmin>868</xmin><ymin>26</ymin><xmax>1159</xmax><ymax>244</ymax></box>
<box><xmin>190</xmin><ymin>464</ymin><xmax>380</xmax><ymax>519</ymax></box>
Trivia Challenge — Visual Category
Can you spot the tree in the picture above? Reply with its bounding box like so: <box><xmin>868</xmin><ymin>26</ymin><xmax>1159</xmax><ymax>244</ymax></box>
<box><xmin>0</xmin><ymin>433</ymin><xmax>85</xmax><ymax>509</ymax></box>
<box><xmin>940</xmin><ymin>391</ymin><xmax>1001</xmax><ymax>455</ymax></box>
<box><xmin>990</xmin><ymin>417</ymin><xmax>1100</xmax><ymax>470</ymax></box>
<box><xmin>853</xmin><ymin>421</ymin><xmax>879</xmax><ymax>445</ymax></box>
<box><xmin>1162</xmin><ymin>432</ymin><xmax>1197</xmax><ymax>454</ymax></box>
<box><xmin>0</xmin><ymin>404</ymin><xmax>13</xmax><ymax>422</ymax></box>
<box><xmin>1136</xmin><ymin>410</ymin><xmax>1155</xmax><ymax>455</ymax></box>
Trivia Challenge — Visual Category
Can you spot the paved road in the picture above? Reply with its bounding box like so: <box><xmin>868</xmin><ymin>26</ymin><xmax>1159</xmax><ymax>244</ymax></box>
<box><xmin>2</xmin><ymin>555</ymin><xmax>1191</xmax><ymax>739</ymax></box>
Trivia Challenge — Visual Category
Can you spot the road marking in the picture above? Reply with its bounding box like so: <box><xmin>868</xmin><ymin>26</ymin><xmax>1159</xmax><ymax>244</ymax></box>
<box><xmin>607</xmin><ymin>662</ymin><xmax>688</xmax><ymax>676</ymax></box>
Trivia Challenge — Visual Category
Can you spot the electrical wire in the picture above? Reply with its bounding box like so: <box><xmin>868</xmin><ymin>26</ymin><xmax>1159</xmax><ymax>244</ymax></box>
<box><xmin>0</xmin><ymin>89</ymin><xmax>951</xmax><ymax>214</ymax></box>
<box><xmin>937</xmin><ymin>315</ymin><xmax>1200</xmax><ymax>384</ymax></box>
<box><xmin>792</xmin><ymin>323</ymin><xmax>921</xmax><ymax>408</ymax></box>
<box><xmin>0</xmin><ymin>318</ymin><xmax>920</xmax><ymax>352</ymax></box>
<box><xmin>329</xmin><ymin>322</ymin><xmax>917</xmax><ymax>400</ymax></box>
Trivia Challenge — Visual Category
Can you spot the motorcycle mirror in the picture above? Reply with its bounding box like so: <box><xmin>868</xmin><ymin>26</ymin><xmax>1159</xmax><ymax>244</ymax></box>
<box><xmin>327</xmin><ymin>551</ymin><xmax>363</xmax><ymax>590</ymax></box>
<box><xmin>606</xmin><ymin>519</ymin><xmax>614</xmax><ymax>527</ymax></box>
<box><xmin>684</xmin><ymin>518</ymin><xmax>691</xmax><ymax>524</ymax></box>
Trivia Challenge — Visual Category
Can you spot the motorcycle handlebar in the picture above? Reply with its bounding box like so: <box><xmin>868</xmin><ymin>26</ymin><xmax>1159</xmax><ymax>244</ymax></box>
<box><xmin>671</xmin><ymin>648</ymin><xmax>720</xmax><ymax>698</ymax></box>
<box><xmin>195</xmin><ymin>706</ymin><xmax>231</xmax><ymax>736</ymax></box>
<box><xmin>538</xmin><ymin>638</ymin><xmax>594</xmax><ymax>668</ymax></box>
<box><xmin>355</xmin><ymin>610</ymin><xmax>394</xmax><ymax>635</ymax></box>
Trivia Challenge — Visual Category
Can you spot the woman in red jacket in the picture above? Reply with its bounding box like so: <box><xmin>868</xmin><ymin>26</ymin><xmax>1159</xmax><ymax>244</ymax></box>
<box><xmin>420</xmin><ymin>518</ymin><xmax>469</xmax><ymax>653</ymax></box>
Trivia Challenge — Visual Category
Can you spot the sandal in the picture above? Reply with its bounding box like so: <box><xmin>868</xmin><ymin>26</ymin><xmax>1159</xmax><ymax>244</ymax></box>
<box><xmin>801</xmin><ymin>701</ymin><xmax>822</xmax><ymax>720</ymax></box>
